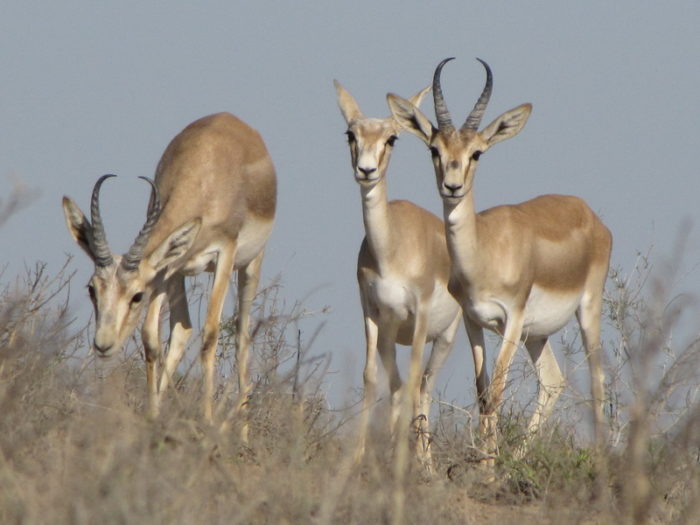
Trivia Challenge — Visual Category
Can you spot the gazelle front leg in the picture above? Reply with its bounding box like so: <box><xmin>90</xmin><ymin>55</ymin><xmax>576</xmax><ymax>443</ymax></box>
<box><xmin>482</xmin><ymin>311</ymin><xmax>525</xmax><ymax>458</ymax></box>
<box><xmin>232</xmin><ymin>250</ymin><xmax>264</xmax><ymax>443</ymax></box>
<box><xmin>356</xmin><ymin>306</ymin><xmax>379</xmax><ymax>463</ymax></box>
<box><xmin>157</xmin><ymin>275</ymin><xmax>192</xmax><ymax>399</ymax></box>
<box><xmin>393</xmin><ymin>305</ymin><xmax>429</xmax><ymax>469</ymax></box>
<box><xmin>201</xmin><ymin>244</ymin><xmax>236</xmax><ymax>424</ymax></box>
<box><xmin>416</xmin><ymin>314</ymin><xmax>460</xmax><ymax>464</ymax></box>
<box><xmin>465</xmin><ymin>317</ymin><xmax>490</xmax><ymax>415</ymax></box>
<box><xmin>142</xmin><ymin>284</ymin><xmax>167</xmax><ymax>419</ymax></box>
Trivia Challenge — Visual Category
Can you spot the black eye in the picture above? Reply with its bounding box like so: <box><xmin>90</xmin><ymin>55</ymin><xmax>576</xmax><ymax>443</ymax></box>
<box><xmin>131</xmin><ymin>292</ymin><xmax>144</xmax><ymax>305</ymax></box>
<box><xmin>429</xmin><ymin>147</ymin><xmax>440</xmax><ymax>158</ymax></box>
<box><xmin>386</xmin><ymin>135</ymin><xmax>398</xmax><ymax>147</ymax></box>
<box><xmin>87</xmin><ymin>284</ymin><xmax>96</xmax><ymax>301</ymax></box>
<box><xmin>471</xmin><ymin>150</ymin><xmax>482</xmax><ymax>161</ymax></box>
<box><xmin>345</xmin><ymin>131</ymin><xmax>356</xmax><ymax>143</ymax></box>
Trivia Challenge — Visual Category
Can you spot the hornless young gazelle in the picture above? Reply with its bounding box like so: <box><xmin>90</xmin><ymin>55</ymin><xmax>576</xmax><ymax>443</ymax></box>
<box><xmin>63</xmin><ymin>113</ymin><xmax>277</xmax><ymax>436</ymax></box>
<box><xmin>387</xmin><ymin>58</ymin><xmax>612</xmax><ymax>457</ymax></box>
<box><xmin>335</xmin><ymin>81</ymin><xmax>462</xmax><ymax>465</ymax></box>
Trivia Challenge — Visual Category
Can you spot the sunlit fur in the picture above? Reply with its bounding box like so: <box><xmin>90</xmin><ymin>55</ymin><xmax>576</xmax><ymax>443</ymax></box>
<box><xmin>388</xmin><ymin>60</ymin><xmax>612</xmax><ymax>459</ymax></box>
<box><xmin>336</xmin><ymin>81</ymin><xmax>461</xmax><ymax>467</ymax></box>
<box><xmin>63</xmin><ymin>113</ymin><xmax>277</xmax><ymax>435</ymax></box>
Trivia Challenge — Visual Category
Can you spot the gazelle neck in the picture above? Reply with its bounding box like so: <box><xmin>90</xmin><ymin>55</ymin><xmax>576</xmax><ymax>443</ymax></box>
<box><xmin>442</xmin><ymin>191</ymin><xmax>480</xmax><ymax>281</ymax></box>
<box><xmin>360</xmin><ymin>177</ymin><xmax>394</xmax><ymax>271</ymax></box>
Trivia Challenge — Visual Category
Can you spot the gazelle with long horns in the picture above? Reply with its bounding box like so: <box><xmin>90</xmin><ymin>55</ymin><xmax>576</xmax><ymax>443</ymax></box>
<box><xmin>63</xmin><ymin>113</ymin><xmax>277</xmax><ymax>434</ymax></box>
<box><xmin>335</xmin><ymin>81</ymin><xmax>461</xmax><ymax>464</ymax></box>
<box><xmin>388</xmin><ymin>58</ymin><xmax>612</xmax><ymax>455</ymax></box>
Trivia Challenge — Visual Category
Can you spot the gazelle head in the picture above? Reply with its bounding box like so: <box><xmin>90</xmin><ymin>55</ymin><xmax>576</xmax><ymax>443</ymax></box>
<box><xmin>62</xmin><ymin>175</ymin><xmax>200</xmax><ymax>357</ymax></box>
<box><xmin>387</xmin><ymin>58</ymin><xmax>532</xmax><ymax>203</ymax></box>
<box><xmin>335</xmin><ymin>80</ymin><xmax>431</xmax><ymax>189</ymax></box>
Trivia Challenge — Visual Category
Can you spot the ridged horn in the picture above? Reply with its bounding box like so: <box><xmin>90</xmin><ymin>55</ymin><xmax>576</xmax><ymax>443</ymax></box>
<box><xmin>90</xmin><ymin>174</ymin><xmax>116</xmax><ymax>267</ymax></box>
<box><xmin>462</xmin><ymin>58</ymin><xmax>493</xmax><ymax>131</ymax></box>
<box><xmin>433</xmin><ymin>57</ymin><xmax>455</xmax><ymax>132</ymax></box>
<box><xmin>121</xmin><ymin>177</ymin><xmax>162</xmax><ymax>272</ymax></box>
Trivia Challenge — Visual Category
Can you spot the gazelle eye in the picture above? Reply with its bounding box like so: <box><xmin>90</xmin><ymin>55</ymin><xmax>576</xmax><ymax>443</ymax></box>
<box><xmin>386</xmin><ymin>135</ymin><xmax>398</xmax><ymax>147</ymax></box>
<box><xmin>471</xmin><ymin>150</ymin><xmax>482</xmax><ymax>161</ymax></box>
<box><xmin>131</xmin><ymin>292</ymin><xmax>144</xmax><ymax>305</ymax></box>
<box><xmin>87</xmin><ymin>284</ymin><xmax>96</xmax><ymax>301</ymax></box>
<box><xmin>429</xmin><ymin>147</ymin><xmax>440</xmax><ymax>158</ymax></box>
<box><xmin>345</xmin><ymin>131</ymin><xmax>356</xmax><ymax>143</ymax></box>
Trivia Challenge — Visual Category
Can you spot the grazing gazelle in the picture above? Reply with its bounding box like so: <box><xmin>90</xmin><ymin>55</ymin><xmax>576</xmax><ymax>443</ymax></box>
<box><xmin>388</xmin><ymin>58</ymin><xmax>612</xmax><ymax>455</ymax></box>
<box><xmin>63</xmin><ymin>113</ymin><xmax>277</xmax><ymax>434</ymax></box>
<box><xmin>335</xmin><ymin>81</ymin><xmax>461</xmax><ymax>464</ymax></box>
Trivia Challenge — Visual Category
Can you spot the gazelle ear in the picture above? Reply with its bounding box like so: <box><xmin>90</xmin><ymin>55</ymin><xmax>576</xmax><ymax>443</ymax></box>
<box><xmin>62</xmin><ymin>196</ymin><xmax>96</xmax><ymax>261</ymax></box>
<box><xmin>148</xmin><ymin>218</ymin><xmax>201</xmax><ymax>277</ymax></box>
<box><xmin>387</xmin><ymin>93</ymin><xmax>436</xmax><ymax>145</ymax></box>
<box><xmin>334</xmin><ymin>80</ymin><xmax>364</xmax><ymax>124</ymax></box>
<box><xmin>481</xmin><ymin>103</ymin><xmax>532</xmax><ymax>147</ymax></box>
<box><xmin>407</xmin><ymin>85</ymin><xmax>431</xmax><ymax>108</ymax></box>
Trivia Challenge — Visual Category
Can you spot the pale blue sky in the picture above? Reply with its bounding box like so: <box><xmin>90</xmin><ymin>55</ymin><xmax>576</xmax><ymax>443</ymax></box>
<box><xmin>2</xmin><ymin>2</ymin><xmax>699</xmax><ymax>407</ymax></box>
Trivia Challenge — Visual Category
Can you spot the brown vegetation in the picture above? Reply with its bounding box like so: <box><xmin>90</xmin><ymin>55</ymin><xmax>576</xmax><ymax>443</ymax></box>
<box><xmin>1</xmin><ymin>247</ymin><xmax>699</xmax><ymax>524</ymax></box>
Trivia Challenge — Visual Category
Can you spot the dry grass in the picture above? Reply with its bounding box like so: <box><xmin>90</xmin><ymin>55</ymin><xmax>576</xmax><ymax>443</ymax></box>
<box><xmin>1</xmin><ymin>246</ymin><xmax>699</xmax><ymax>524</ymax></box>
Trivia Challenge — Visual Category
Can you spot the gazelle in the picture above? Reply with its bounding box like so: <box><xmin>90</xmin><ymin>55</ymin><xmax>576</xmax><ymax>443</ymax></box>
<box><xmin>335</xmin><ymin>81</ymin><xmax>461</xmax><ymax>465</ymax></box>
<box><xmin>388</xmin><ymin>58</ymin><xmax>612</xmax><ymax>456</ymax></box>
<box><xmin>63</xmin><ymin>112</ymin><xmax>277</xmax><ymax>435</ymax></box>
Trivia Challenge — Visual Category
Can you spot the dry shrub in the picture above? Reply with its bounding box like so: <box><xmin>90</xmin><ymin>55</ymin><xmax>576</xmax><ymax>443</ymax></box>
<box><xmin>2</xmin><ymin>239</ymin><xmax>700</xmax><ymax>524</ymax></box>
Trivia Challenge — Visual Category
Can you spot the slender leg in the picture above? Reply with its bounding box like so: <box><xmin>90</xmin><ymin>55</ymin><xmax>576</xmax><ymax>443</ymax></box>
<box><xmin>577</xmin><ymin>288</ymin><xmax>606</xmax><ymax>448</ymax></box>
<box><xmin>416</xmin><ymin>313</ymin><xmax>460</xmax><ymax>463</ymax></box>
<box><xmin>464</xmin><ymin>317</ymin><xmax>489</xmax><ymax>414</ymax></box>
<box><xmin>355</xmin><ymin>292</ymin><xmax>379</xmax><ymax>462</ymax></box>
<box><xmin>201</xmin><ymin>244</ymin><xmax>236</xmax><ymax>423</ymax></box>
<box><xmin>142</xmin><ymin>283</ymin><xmax>166</xmax><ymax>418</ymax></box>
<box><xmin>404</xmin><ymin>307</ymin><xmax>429</xmax><ymax>464</ymax></box>
<box><xmin>392</xmin><ymin>306</ymin><xmax>429</xmax><ymax>524</ymax></box>
<box><xmin>233</xmin><ymin>250</ymin><xmax>263</xmax><ymax>443</ymax></box>
<box><xmin>158</xmin><ymin>276</ymin><xmax>192</xmax><ymax>397</ymax></box>
<box><xmin>482</xmin><ymin>311</ymin><xmax>525</xmax><ymax>457</ymax></box>
<box><xmin>524</xmin><ymin>338</ymin><xmax>565</xmax><ymax>435</ymax></box>
<box><xmin>376</xmin><ymin>318</ymin><xmax>401</xmax><ymax>436</ymax></box>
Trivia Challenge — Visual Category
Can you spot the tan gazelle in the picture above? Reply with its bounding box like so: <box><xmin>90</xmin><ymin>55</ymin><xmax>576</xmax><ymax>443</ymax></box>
<box><xmin>63</xmin><ymin>113</ymin><xmax>277</xmax><ymax>437</ymax></box>
<box><xmin>388</xmin><ymin>58</ymin><xmax>612</xmax><ymax>456</ymax></box>
<box><xmin>335</xmin><ymin>81</ymin><xmax>461</xmax><ymax>465</ymax></box>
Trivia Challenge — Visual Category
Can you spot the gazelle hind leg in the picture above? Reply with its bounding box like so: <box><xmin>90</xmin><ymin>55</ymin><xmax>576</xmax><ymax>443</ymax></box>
<box><xmin>232</xmin><ymin>250</ymin><xmax>264</xmax><ymax>443</ymax></box>
<box><xmin>200</xmin><ymin>244</ymin><xmax>236</xmax><ymax>424</ymax></box>
<box><xmin>577</xmin><ymin>286</ymin><xmax>606</xmax><ymax>448</ymax></box>
<box><xmin>524</xmin><ymin>337</ymin><xmax>564</xmax><ymax>435</ymax></box>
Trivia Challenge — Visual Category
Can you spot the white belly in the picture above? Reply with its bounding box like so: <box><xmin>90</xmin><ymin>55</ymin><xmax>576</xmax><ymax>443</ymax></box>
<box><xmin>366</xmin><ymin>277</ymin><xmax>459</xmax><ymax>344</ymax></box>
<box><xmin>463</xmin><ymin>285</ymin><xmax>581</xmax><ymax>339</ymax></box>
<box><xmin>522</xmin><ymin>285</ymin><xmax>582</xmax><ymax>338</ymax></box>
<box><xmin>234</xmin><ymin>217</ymin><xmax>274</xmax><ymax>268</ymax></box>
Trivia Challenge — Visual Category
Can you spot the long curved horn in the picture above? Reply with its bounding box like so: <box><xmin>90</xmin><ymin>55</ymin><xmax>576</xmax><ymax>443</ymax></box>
<box><xmin>433</xmin><ymin>57</ymin><xmax>455</xmax><ymax>132</ymax></box>
<box><xmin>462</xmin><ymin>58</ymin><xmax>493</xmax><ymax>132</ymax></box>
<box><xmin>90</xmin><ymin>174</ymin><xmax>116</xmax><ymax>267</ymax></box>
<box><xmin>121</xmin><ymin>176</ymin><xmax>162</xmax><ymax>272</ymax></box>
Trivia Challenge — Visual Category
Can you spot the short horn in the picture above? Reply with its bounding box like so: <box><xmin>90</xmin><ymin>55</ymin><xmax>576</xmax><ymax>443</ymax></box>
<box><xmin>90</xmin><ymin>174</ymin><xmax>116</xmax><ymax>267</ymax></box>
<box><xmin>462</xmin><ymin>58</ymin><xmax>493</xmax><ymax>131</ymax></box>
<box><xmin>433</xmin><ymin>57</ymin><xmax>455</xmax><ymax>132</ymax></box>
<box><xmin>121</xmin><ymin>177</ymin><xmax>161</xmax><ymax>272</ymax></box>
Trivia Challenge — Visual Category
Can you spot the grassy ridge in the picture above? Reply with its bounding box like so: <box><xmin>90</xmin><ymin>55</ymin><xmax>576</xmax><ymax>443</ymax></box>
<box><xmin>1</xmin><ymin>256</ymin><xmax>699</xmax><ymax>524</ymax></box>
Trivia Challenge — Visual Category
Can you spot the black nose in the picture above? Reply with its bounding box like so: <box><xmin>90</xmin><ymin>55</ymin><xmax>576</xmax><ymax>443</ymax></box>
<box><xmin>444</xmin><ymin>183</ymin><xmax>463</xmax><ymax>194</ymax></box>
<box><xmin>93</xmin><ymin>342</ymin><xmax>112</xmax><ymax>356</ymax></box>
<box><xmin>358</xmin><ymin>167</ymin><xmax>376</xmax><ymax>177</ymax></box>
